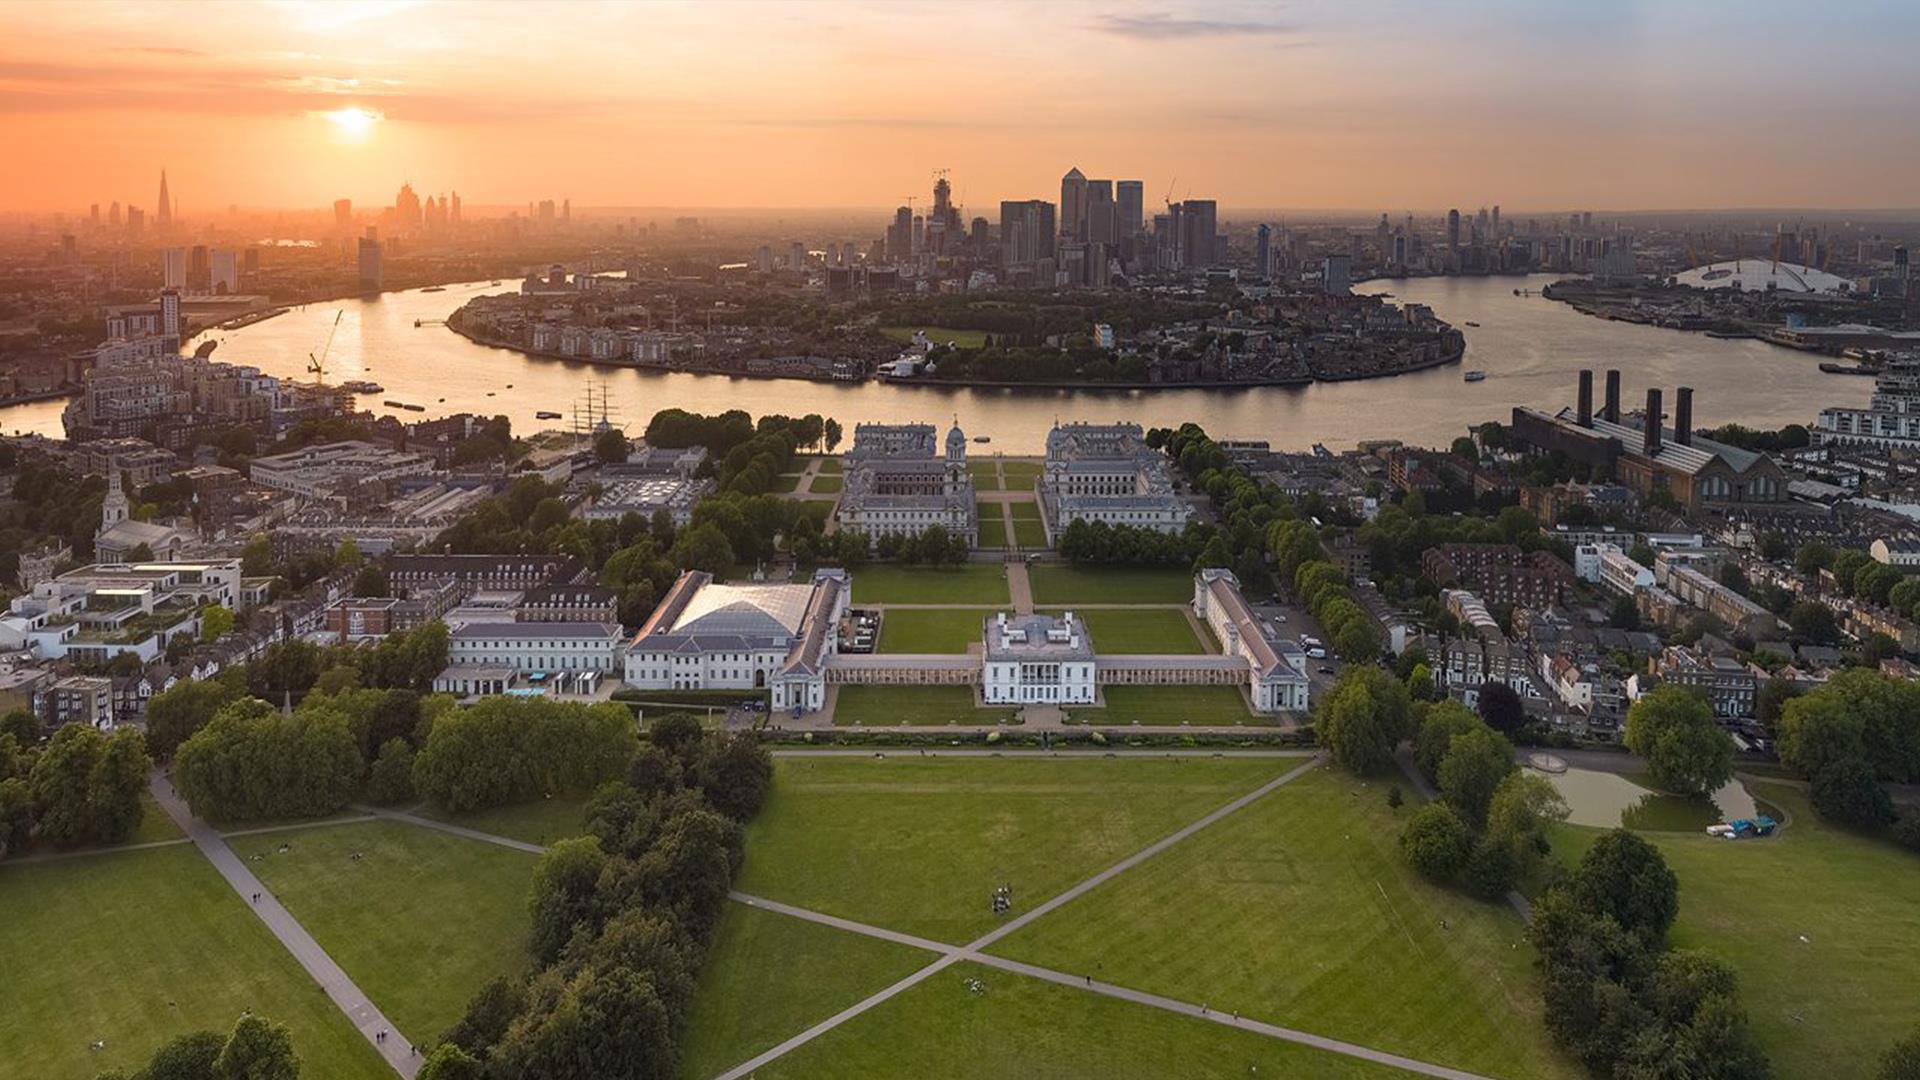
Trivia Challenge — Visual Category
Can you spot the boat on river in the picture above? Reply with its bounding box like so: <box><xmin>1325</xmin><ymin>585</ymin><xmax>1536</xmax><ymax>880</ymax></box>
<box><xmin>1463</xmin><ymin>370</ymin><xmax>1487</xmax><ymax>382</ymax></box>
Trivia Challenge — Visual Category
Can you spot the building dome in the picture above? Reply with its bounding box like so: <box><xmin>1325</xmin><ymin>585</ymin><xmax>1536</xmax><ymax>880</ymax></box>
<box><xmin>947</xmin><ymin>421</ymin><xmax>966</xmax><ymax>454</ymax></box>
<box><xmin>1673</xmin><ymin>259</ymin><xmax>1850</xmax><ymax>294</ymax></box>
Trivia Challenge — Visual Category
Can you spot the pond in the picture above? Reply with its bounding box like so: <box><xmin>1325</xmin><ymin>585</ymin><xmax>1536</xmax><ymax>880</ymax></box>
<box><xmin>1538</xmin><ymin>763</ymin><xmax>1760</xmax><ymax>832</ymax></box>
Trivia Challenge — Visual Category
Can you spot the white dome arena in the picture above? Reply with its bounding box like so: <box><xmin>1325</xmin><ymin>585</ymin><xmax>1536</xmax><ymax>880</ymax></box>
<box><xmin>1673</xmin><ymin>259</ymin><xmax>1850</xmax><ymax>294</ymax></box>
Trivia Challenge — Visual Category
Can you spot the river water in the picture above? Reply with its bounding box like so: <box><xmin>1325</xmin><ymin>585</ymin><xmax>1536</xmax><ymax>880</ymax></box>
<box><xmin>1</xmin><ymin>274</ymin><xmax>1867</xmax><ymax>453</ymax></box>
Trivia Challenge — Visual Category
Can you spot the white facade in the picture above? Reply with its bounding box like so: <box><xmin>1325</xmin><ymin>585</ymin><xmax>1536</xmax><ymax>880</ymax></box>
<box><xmin>1039</xmin><ymin>421</ymin><xmax>1192</xmax><ymax>538</ymax></box>
<box><xmin>1596</xmin><ymin>546</ymin><xmax>1656</xmax><ymax>597</ymax></box>
<box><xmin>835</xmin><ymin>422</ymin><xmax>978</xmax><ymax>546</ymax></box>
<box><xmin>982</xmin><ymin>612</ymin><xmax>1097</xmax><ymax>705</ymax></box>
<box><xmin>625</xmin><ymin>569</ymin><xmax>847</xmax><ymax>715</ymax></box>
<box><xmin>449</xmin><ymin>622</ymin><xmax>623</xmax><ymax>673</ymax></box>
<box><xmin>1192</xmin><ymin>569</ymin><xmax>1310</xmax><ymax>713</ymax></box>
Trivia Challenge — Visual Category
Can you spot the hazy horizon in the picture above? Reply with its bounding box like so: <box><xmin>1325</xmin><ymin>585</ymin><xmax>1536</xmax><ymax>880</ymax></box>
<box><xmin>5</xmin><ymin>0</ymin><xmax>1919</xmax><ymax>215</ymax></box>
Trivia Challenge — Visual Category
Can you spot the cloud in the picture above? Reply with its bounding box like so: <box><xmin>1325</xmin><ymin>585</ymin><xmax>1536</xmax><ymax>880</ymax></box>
<box><xmin>1092</xmin><ymin>13</ymin><xmax>1302</xmax><ymax>40</ymax></box>
<box><xmin>114</xmin><ymin>45</ymin><xmax>207</xmax><ymax>57</ymax></box>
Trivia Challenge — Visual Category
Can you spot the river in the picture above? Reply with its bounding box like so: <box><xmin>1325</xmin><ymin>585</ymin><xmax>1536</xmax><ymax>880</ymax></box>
<box><xmin>0</xmin><ymin>274</ymin><xmax>1868</xmax><ymax>454</ymax></box>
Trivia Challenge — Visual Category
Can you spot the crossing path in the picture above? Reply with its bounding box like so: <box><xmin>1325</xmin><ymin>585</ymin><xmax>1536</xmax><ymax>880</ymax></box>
<box><xmin>150</xmin><ymin>775</ymin><xmax>420</xmax><ymax>1079</ymax></box>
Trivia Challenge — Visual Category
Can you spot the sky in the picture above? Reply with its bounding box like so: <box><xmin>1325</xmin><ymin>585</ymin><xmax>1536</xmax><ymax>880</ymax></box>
<box><xmin>4</xmin><ymin>0</ymin><xmax>1918</xmax><ymax>215</ymax></box>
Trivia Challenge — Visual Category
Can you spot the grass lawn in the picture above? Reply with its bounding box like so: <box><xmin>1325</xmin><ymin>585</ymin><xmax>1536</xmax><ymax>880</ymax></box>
<box><xmin>807</xmin><ymin>473</ymin><xmax>842</xmax><ymax>495</ymax></box>
<box><xmin>752</xmin><ymin>959</ymin><xmax>1419</xmax><ymax>1080</ymax></box>
<box><xmin>878</xmin><ymin>608</ymin><xmax>989</xmax><ymax>653</ymax></box>
<box><xmin>966</xmin><ymin>460</ymin><xmax>1001</xmax><ymax>490</ymax></box>
<box><xmin>230</xmin><ymin>820</ymin><xmax>539</xmax><ymax>1043</ymax></box>
<box><xmin>831</xmin><ymin>685</ymin><xmax>1013</xmax><ymax>727</ymax></box>
<box><xmin>878</xmin><ymin>325</ymin><xmax>990</xmax><ymax>349</ymax></box>
<box><xmin>977</xmin><ymin>516</ymin><xmax>1009</xmax><ymax>548</ymax></box>
<box><xmin>736</xmin><ymin>755</ymin><xmax>1292</xmax><ymax>942</ymax></box>
<box><xmin>127</xmin><ymin>792</ymin><xmax>185</xmax><ymax>845</ymax></box>
<box><xmin>1005</xmin><ymin>498</ymin><xmax>1041</xmax><ymax>519</ymax></box>
<box><xmin>1029</xmin><ymin>564</ymin><xmax>1192</xmax><ymax>605</ymax></box>
<box><xmin>1086</xmin><ymin>685</ymin><xmax>1257</xmax><ymax>725</ymax></box>
<box><xmin>992</xmin><ymin>766</ymin><xmax>1576</xmax><ymax>1079</ymax></box>
<box><xmin>851</xmin><ymin>564</ymin><xmax>1009</xmax><ymax>605</ymax></box>
<box><xmin>677</xmin><ymin>900</ymin><xmax>931</xmax><ymax>1080</ymax></box>
<box><xmin>0</xmin><ymin>846</ymin><xmax>388</xmax><ymax>1080</ymax></box>
<box><xmin>1000</xmin><ymin>461</ymin><xmax>1043</xmax><ymax>487</ymax></box>
<box><xmin>1047</xmin><ymin>608</ymin><xmax>1202</xmax><ymax>654</ymax></box>
<box><xmin>771</xmin><ymin>473</ymin><xmax>803</xmax><ymax>493</ymax></box>
<box><xmin>1552</xmin><ymin>781</ymin><xmax>1920</xmax><ymax>1080</ymax></box>
<box><xmin>415</xmin><ymin>796</ymin><xmax>589</xmax><ymax>847</ymax></box>
<box><xmin>815</xmin><ymin>457</ymin><xmax>842</xmax><ymax>474</ymax></box>
<box><xmin>1012</xmin><ymin>518</ymin><xmax>1049</xmax><ymax>548</ymax></box>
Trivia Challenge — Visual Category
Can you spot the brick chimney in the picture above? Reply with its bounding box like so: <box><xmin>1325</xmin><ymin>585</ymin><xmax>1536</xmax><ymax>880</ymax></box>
<box><xmin>1577</xmin><ymin>370</ymin><xmax>1593</xmax><ymax>427</ymax></box>
<box><xmin>1604</xmin><ymin>369</ymin><xmax>1622</xmax><ymax>422</ymax></box>
<box><xmin>1675</xmin><ymin>386</ymin><xmax>1694</xmax><ymax>446</ymax></box>
<box><xmin>1644</xmin><ymin>388</ymin><xmax>1663</xmax><ymax>456</ymax></box>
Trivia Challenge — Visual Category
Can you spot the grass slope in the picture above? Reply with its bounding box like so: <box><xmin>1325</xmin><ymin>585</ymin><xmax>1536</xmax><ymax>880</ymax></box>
<box><xmin>851</xmin><ymin>564</ymin><xmax>1009</xmax><ymax>605</ymax></box>
<box><xmin>1029</xmin><ymin>565</ymin><xmax>1193</xmax><ymax>605</ymax></box>
<box><xmin>230</xmin><ymin>820</ymin><xmax>539</xmax><ymax>1043</ymax></box>
<box><xmin>0</xmin><ymin>846</ymin><xmax>388</xmax><ymax>1080</ymax></box>
<box><xmin>831</xmin><ymin>685</ymin><xmax>1013</xmax><ymax>727</ymax></box>
<box><xmin>736</xmin><ymin>756</ymin><xmax>1291</xmax><ymax>942</ymax></box>
<box><xmin>877</xmin><ymin>608</ymin><xmax>990</xmax><ymax>653</ymax></box>
<box><xmin>1553</xmin><ymin>781</ymin><xmax>1920</xmax><ymax>1080</ymax></box>
<box><xmin>753</xmin><ymin>960</ymin><xmax>1421</xmax><ymax>1079</ymax></box>
<box><xmin>677</xmin><ymin>901</ymin><xmax>932</xmax><ymax>1079</ymax></box>
<box><xmin>992</xmin><ymin>766</ymin><xmax>1576</xmax><ymax>1079</ymax></box>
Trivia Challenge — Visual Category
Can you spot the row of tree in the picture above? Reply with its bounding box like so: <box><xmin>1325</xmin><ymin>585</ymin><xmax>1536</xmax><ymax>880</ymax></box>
<box><xmin>1399</xmin><ymin>700</ymin><xmax>1565</xmax><ymax>900</ymax></box>
<box><xmin>0</xmin><ymin>716</ymin><xmax>151</xmax><ymax>858</ymax></box>
<box><xmin>1294</xmin><ymin>558</ymin><xmax>1383</xmax><ymax>663</ymax></box>
<box><xmin>874</xmin><ymin>524</ymin><xmax>969</xmax><ymax>565</ymax></box>
<box><xmin>420</xmin><ymin>716</ymin><xmax>773</xmax><ymax>1078</ymax></box>
<box><xmin>1058</xmin><ymin>519</ymin><xmax>1206</xmax><ymax>567</ymax></box>
<box><xmin>412</xmin><ymin>697</ymin><xmax>638</xmax><ymax>813</ymax></box>
<box><xmin>1777</xmin><ymin>669</ymin><xmax>1920</xmax><ymax>844</ymax></box>
<box><xmin>93</xmin><ymin>1013</ymin><xmax>301</xmax><ymax>1080</ymax></box>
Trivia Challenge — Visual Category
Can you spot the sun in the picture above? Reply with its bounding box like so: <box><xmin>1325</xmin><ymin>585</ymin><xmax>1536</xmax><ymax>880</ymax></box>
<box><xmin>321</xmin><ymin>107</ymin><xmax>380</xmax><ymax>140</ymax></box>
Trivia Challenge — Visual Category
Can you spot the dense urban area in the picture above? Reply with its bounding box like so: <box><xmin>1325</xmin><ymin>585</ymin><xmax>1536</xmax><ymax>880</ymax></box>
<box><xmin>5</xmin><ymin>156</ymin><xmax>1920</xmax><ymax>1080</ymax></box>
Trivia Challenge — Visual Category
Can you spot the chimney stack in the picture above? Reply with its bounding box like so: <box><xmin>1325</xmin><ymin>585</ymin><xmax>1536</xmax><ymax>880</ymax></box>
<box><xmin>1644</xmin><ymin>388</ymin><xmax>1663</xmax><ymax>456</ymax></box>
<box><xmin>1603</xmin><ymin>369</ymin><xmax>1622</xmax><ymax>422</ymax></box>
<box><xmin>1577</xmin><ymin>370</ymin><xmax>1594</xmax><ymax>427</ymax></box>
<box><xmin>1675</xmin><ymin>386</ymin><xmax>1694</xmax><ymax>446</ymax></box>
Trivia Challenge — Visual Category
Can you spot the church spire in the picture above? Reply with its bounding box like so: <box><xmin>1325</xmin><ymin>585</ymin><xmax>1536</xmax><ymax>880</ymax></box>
<box><xmin>157</xmin><ymin>169</ymin><xmax>172</xmax><ymax>228</ymax></box>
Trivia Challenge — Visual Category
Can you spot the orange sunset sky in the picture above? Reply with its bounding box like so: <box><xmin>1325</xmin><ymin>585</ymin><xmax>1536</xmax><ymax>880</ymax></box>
<box><xmin>4</xmin><ymin>0</ymin><xmax>1917</xmax><ymax>214</ymax></box>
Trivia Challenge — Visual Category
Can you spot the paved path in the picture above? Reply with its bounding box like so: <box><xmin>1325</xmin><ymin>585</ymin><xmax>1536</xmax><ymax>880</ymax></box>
<box><xmin>151</xmin><ymin>775</ymin><xmax>420</xmax><ymax>1079</ymax></box>
<box><xmin>355</xmin><ymin>804</ymin><xmax>548</xmax><ymax>855</ymax></box>
<box><xmin>1006</xmin><ymin>561</ymin><xmax>1034</xmax><ymax>614</ymax></box>
<box><xmin>771</xmin><ymin>747</ymin><xmax>1317</xmax><ymax>759</ymax></box>
<box><xmin>712</xmin><ymin>755</ymin><xmax>1339</xmax><ymax>1080</ymax></box>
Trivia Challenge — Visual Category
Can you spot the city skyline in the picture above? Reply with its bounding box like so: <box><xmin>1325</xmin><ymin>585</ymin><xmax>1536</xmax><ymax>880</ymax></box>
<box><xmin>5</xmin><ymin>0</ymin><xmax>1920</xmax><ymax>214</ymax></box>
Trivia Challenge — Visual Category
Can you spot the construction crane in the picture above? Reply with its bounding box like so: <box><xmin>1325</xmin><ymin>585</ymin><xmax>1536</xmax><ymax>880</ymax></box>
<box><xmin>307</xmin><ymin>309</ymin><xmax>342</xmax><ymax>384</ymax></box>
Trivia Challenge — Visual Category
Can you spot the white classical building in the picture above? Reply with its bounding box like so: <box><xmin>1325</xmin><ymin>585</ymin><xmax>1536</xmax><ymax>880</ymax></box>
<box><xmin>834</xmin><ymin>422</ymin><xmax>978</xmax><ymax>546</ymax></box>
<box><xmin>1191</xmin><ymin>569</ymin><xmax>1310</xmax><ymax>712</ymax></box>
<box><xmin>982</xmin><ymin>611</ymin><xmax>1097</xmax><ymax>705</ymax></box>
<box><xmin>624</xmin><ymin>568</ymin><xmax>847</xmax><ymax>714</ymax></box>
<box><xmin>1038</xmin><ymin>421</ymin><xmax>1192</xmax><ymax>540</ymax></box>
<box><xmin>446</xmin><ymin>622</ymin><xmax>624</xmax><ymax>673</ymax></box>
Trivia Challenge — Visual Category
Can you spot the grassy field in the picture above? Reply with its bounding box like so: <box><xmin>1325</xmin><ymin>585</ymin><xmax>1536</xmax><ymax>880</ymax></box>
<box><xmin>1085</xmin><ymin>685</ymin><xmax>1258</xmax><ymax>725</ymax></box>
<box><xmin>877</xmin><ymin>608</ymin><xmax>990</xmax><ymax>653</ymax></box>
<box><xmin>851</xmin><ymin>564</ymin><xmax>1009</xmax><ymax>605</ymax></box>
<box><xmin>230</xmin><ymin>820</ymin><xmax>539</xmax><ymax>1043</ymax></box>
<box><xmin>414</xmin><ymin>796</ymin><xmax>589</xmax><ymax>847</ymax></box>
<box><xmin>677</xmin><ymin>900</ymin><xmax>932</xmax><ymax>1079</ymax></box>
<box><xmin>1006</xmin><ymin>498</ymin><xmax>1041</xmax><ymax>519</ymax></box>
<box><xmin>0</xmin><ymin>846</ymin><xmax>389</xmax><ymax>1080</ymax></box>
<box><xmin>1553</xmin><ymin>781</ymin><xmax>1920</xmax><ymax>1079</ymax></box>
<box><xmin>966</xmin><ymin>460</ymin><xmax>1001</xmax><ymax>490</ymax></box>
<box><xmin>736</xmin><ymin>755</ymin><xmax>1292</xmax><ymax>942</ymax></box>
<box><xmin>878</xmin><ymin>325</ymin><xmax>990</xmax><ymax>349</ymax></box>
<box><xmin>831</xmin><ymin>685</ymin><xmax>1012</xmax><ymax>727</ymax></box>
<box><xmin>1048</xmin><ymin>608</ymin><xmax>1203</xmax><ymax>653</ymax></box>
<box><xmin>1029</xmin><ymin>564</ymin><xmax>1192</xmax><ymax>605</ymax></box>
<box><xmin>1000</xmin><ymin>461</ymin><xmax>1043</xmax><ymax>487</ymax></box>
<box><xmin>977</xmin><ymin>516</ymin><xmax>1009</xmax><ymax>548</ymax></box>
<box><xmin>807</xmin><ymin>473</ymin><xmax>842</xmax><ymax>495</ymax></box>
<box><xmin>1012</xmin><ymin>518</ymin><xmax>1049</xmax><ymax>548</ymax></box>
<box><xmin>815</xmin><ymin>457</ymin><xmax>842</xmax><ymax>474</ymax></box>
<box><xmin>752</xmin><ymin>959</ymin><xmax>1421</xmax><ymax>1080</ymax></box>
<box><xmin>992</xmin><ymin>766</ymin><xmax>1576</xmax><ymax>1079</ymax></box>
<box><xmin>771</xmin><ymin>473</ymin><xmax>803</xmax><ymax>493</ymax></box>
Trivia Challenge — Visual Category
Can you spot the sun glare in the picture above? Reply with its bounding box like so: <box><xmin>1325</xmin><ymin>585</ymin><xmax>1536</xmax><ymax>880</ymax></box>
<box><xmin>321</xmin><ymin>107</ymin><xmax>380</xmax><ymax>140</ymax></box>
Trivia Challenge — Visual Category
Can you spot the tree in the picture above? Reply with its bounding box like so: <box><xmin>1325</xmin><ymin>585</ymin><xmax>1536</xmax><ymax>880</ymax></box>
<box><xmin>90</xmin><ymin>728</ymin><xmax>151</xmax><ymax>844</ymax></box>
<box><xmin>1437</xmin><ymin>725</ymin><xmax>1516</xmax><ymax>828</ymax></box>
<box><xmin>594</xmin><ymin>427</ymin><xmax>631</xmax><ymax>464</ymax></box>
<box><xmin>1623</xmin><ymin>686</ymin><xmax>1732</xmax><ymax>798</ymax></box>
<box><xmin>200</xmin><ymin>604</ymin><xmax>236</xmax><ymax>643</ymax></box>
<box><xmin>1464</xmin><ymin>836</ymin><xmax>1518</xmax><ymax>900</ymax></box>
<box><xmin>1485</xmin><ymin>771</ymin><xmax>1568</xmax><ymax>878</ymax></box>
<box><xmin>1399</xmin><ymin>802</ymin><xmax>1471</xmax><ymax>882</ymax></box>
<box><xmin>1415</xmin><ymin>701</ymin><xmax>1484</xmax><ymax>781</ymax></box>
<box><xmin>1315</xmin><ymin>666</ymin><xmax>1412</xmax><ymax>775</ymax></box>
<box><xmin>646</xmin><ymin>713</ymin><xmax>705</xmax><ymax>759</ymax></box>
<box><xmin>214</xmin><ymin>1013</ymin><xmax>298</xmax><ymax>1080</ymax></box>
<box><xmin>1795</xmin><ymin>541</ymin><xmax>1835</xmax><ymax>576</ymax></box>
<box><xmin>0</xmin><ymin>777</ymin><xmax>32</xmax><ymax>858</ymax></box>
<box><xmin>1474</xmin><ymin>681</ymin><xmax>1527</xmax><ymax>737</ymax></box>
<box><xmin>174</xmin><ymin>699</ymin><xmax>365</xmax><ymax>822</ymax></box>
<box><xmin>1881</xmin><ymin>1024</ymin><xmax>1920</xmax><ymax>1080</ymax></box>
<box><xmin>352</xmin><ymin>564</ymin><xmax>389</xmax><ymax>598</ymax></box>
<box><xmin>1450</xmin><ymin>435</ymin><xmax>1479</xmax><ymax>460</ymax></box>
<box><xmin>139</xmin><ymin>1029</ymin><xmax>226</xmax><ymax>1080</ymax></box>
<box><xmin>412</xmin><ymin>697</ymin><xmax>636</xmax><ymax>813</ymax></box>
<box><xmin>1789</xmin><ymin>600</ymin><xmax>1839</xmax><ymax>644</ymax></box>
<box><xmin>145</xmin><ymin>679</ymin><xmax>241</xmax><ymax>761</ymax></box>
<box><xmin>367</xmin><ymin>737</ymin><xmax>415</xmax><ymax>804</ymax></box>
<box><xmin>1570</xmin><ymin>829</ymin><xmax>1679</xmax><ymax>942</ymax></box>
<box><xmin>1755</xmin><ymin>676</ymin><xmax>1801</xmax><ymax>735</ymax></box>
<box><xmin>528</xmin><ymin>836</ymin><xmax>609</xmax><ymax>964</ymax></box>
<box><xmin>28</xmin><ymin>724</ymin><xmax>105</xmax><ymax>847</ymax></box>
<box><xmin>443</xmin><ymin>975</ymin><xmax>526</xmax><ymax>1058</ymax></box>
<box><xmin>240</xmin><ymin>534</ymin><xmax>273</xmax><ymax>576</ymax></box>
<box><xmin>418</xmin><ymin>1043</ymin><xmax>486</xmax><ymax>1080</ymax></box>
<box><xmin>1810</xmin><ymin>756</ymin><xmax>1894</xmax><ymax>829</ymax></box>
<box><xmin>690</xmin><ymin>733</ymin><xmax>772</xmax><ymax>821</ymax></box>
